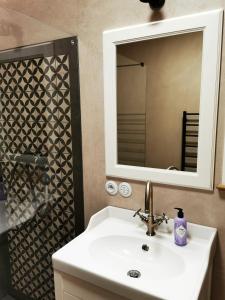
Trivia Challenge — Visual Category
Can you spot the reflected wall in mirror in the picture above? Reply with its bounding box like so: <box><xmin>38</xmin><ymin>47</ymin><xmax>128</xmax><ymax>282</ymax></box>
<box><xmin>117</xmin><ymin>31</ymin><xmax>203</xmax><ymax>172</ymax></box>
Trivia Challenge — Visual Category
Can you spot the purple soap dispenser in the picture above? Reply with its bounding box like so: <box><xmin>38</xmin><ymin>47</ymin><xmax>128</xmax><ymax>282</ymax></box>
<box><xmin>174</xmin><ymin>208</ymin><xmax>187</xmax><ymax>246</ymax></box>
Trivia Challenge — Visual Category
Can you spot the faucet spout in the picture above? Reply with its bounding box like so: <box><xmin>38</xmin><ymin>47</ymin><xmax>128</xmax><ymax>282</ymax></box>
<box><xmin>144</xmin><ymin>180</ymin><xmax>155</xmax><ymax>236</ymax></box>
<box><xmin>133</xmin><ymin>180</ymin><xmax>169</xmax><ymax>236</ymax></box>
<box><xmin>145</xmin><ymin>180</ymin><xmax>156</xmax><ymax>236</ymax></box>
<box><xmin>145</xmin><ymin>180</ymin><xmax>150</xmax><ymax>213</ymax></box>
<box><xmin>145</xmin><ymin>180</ymin><xmax>153</xmax><ymax>216</ymax></box>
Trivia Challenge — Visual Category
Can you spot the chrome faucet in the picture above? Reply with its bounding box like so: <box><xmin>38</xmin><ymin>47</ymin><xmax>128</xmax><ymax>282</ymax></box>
<box><xmin>133</xmin><ymin>180</ymin><xmax>169</xmax><ymax>236</ymax></box>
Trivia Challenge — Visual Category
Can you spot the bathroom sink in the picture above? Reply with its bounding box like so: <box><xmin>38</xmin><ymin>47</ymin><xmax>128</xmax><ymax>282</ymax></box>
<box><xmin>89</xmin><ymin>235</ymin><xmax>185</xmax><ymax>280</ymax></box>
<box><xmin>52</xmin><ymin>206</ymin><xmax>217</xmax><ymax>300</ymax></box>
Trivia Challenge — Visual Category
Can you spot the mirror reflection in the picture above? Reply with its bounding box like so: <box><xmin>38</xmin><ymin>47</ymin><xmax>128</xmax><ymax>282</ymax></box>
<box><xmin>117</xmin><ymin>31</ymin><xmax>203</xmax><ymax>172</ymax></box>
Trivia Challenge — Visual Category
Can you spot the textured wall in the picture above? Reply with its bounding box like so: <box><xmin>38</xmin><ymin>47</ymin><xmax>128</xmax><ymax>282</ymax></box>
<box><xmin>0</xmin><ymin>0</ymin><xmax>78</xmax><ymax>50</ymax></box>
<box><xmin>0</xmin><ymin>1</ymin><xmax>225</xmax><ymax>299</ymax></box>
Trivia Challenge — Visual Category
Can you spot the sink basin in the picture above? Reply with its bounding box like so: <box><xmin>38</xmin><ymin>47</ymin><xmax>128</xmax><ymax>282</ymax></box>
<box><xmin>52</xmin><ymin>206</ymin><xmax>217</xmax><ymax>300</ymax></box>
<box><xmin>89</xmin><ymin>235</ymin><xmax>185</xmax><ymax>280</ymax></box>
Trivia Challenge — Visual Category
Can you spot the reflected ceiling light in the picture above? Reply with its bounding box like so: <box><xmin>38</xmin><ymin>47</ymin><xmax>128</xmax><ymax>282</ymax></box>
<box><xmin>140</xmin><ymin>0</ymin><xmax>165</xmax><ymax>10</ymax></box>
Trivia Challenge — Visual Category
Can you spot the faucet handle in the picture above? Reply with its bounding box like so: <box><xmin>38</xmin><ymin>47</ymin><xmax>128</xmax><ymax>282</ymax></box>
<box><xmin>162</xmin><ymin>213</ymin><xmax>169</xmax><ymax>224</ymax></box>
<box><xmin>133</xmin><ymin>208</ymin><xmax>148</xmax><ymax>223</ymax></box>
<box><xmin>133</xmin><ymin>208</ymin><xmax>142</xmax><ymax>218</ymax></box>
<box><xmin>155</xmin><ymin>213</ymin><xmax>169</xmax><ymax>225</ymax></box>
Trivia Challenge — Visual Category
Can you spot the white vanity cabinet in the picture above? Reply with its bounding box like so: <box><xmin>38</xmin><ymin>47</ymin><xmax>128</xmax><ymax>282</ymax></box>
<box><xmin>54</xmin><ymin>267</ymin><xmax>212</xmax><ymax>300</ymax></box>
<box><xmin>54</xmin><ymin>270</ymin><xmax>129</xmax><ymax>300</ymax></box>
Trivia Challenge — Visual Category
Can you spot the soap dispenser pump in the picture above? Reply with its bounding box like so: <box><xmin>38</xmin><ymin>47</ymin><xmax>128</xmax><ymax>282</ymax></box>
<box><xmin>174</xmin><ymin>208</ymin><xmax>187</xmax><ymax>246</ymax></box>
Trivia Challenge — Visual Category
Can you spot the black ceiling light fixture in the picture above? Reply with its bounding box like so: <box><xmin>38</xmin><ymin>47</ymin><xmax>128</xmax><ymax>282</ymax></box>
<box><xmin>140</xmin><ymin>0</ymin><xmax>165</xmax><ymax>10</ymax></box>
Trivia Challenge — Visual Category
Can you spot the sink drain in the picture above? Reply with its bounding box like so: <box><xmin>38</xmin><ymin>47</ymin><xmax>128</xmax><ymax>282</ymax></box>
<box><xmin>142</xmin><ymin>244</ymin><xmax>149</xmax><ymax>251</ymax></box>
<box><xmin>127</xmin><ymin>270</ymin><xmax>141</xmax><ymax>278</ymax></box>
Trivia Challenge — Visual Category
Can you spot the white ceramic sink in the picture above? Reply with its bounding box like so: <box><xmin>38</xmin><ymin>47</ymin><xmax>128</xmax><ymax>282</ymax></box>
<box><xmin>90</xmin><ymin>235</ymin><xmax>185</xmax><ymax>280</ymax></box>
<box><xmin>52</xmin><ymin>206</ymin><xmax>217</xmax><ymax>300</ymax></box>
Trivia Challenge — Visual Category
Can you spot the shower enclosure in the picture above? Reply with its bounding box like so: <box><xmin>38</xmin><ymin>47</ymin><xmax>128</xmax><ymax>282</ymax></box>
<box><xmin>0</xmin><ymin>37</ymin><xmax>84</xmax><ymax>300</ymax></box>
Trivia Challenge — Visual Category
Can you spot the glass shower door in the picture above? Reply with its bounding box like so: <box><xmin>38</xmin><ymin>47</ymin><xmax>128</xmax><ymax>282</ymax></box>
<box><xmin>0</xmin><ymin>37</ymin><xmax>84</xmax><ymax>300</ymax></box>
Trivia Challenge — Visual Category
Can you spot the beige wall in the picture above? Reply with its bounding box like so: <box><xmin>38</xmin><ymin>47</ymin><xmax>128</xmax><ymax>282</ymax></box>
<box><xmin>0</xmin><ymin>1</ymin><xmax>225</xmax><ymax>299</ymax></box>
<box><xmin>0</xmin><ymin>0</ymin><xmax>78</xmax><ymax>50</ymax></box>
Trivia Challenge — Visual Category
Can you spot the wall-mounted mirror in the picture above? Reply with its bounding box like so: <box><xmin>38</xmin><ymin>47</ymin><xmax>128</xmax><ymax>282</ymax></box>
<box><xmin>103</xmin><ymin>10</ymin><xmax>223</xmax><ymax>190</ymax></box>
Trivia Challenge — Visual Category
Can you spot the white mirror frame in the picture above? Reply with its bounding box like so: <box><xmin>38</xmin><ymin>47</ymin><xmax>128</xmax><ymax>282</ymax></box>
<box><xmin>103</xmin><ymin>9</ymin><xmax>223</xmax><ymax>190</ymax></box>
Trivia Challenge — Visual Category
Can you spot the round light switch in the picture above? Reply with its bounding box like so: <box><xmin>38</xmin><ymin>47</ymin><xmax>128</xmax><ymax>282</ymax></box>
<box><xmin>105</xmin><ymin>180</ymin><xmax>118</xmax><ymax>196</ymax></box>
<box><xmin>119</xmin><ymin>182</ymin><xmax>132</xmax><ymax>198</ymax></box>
